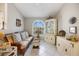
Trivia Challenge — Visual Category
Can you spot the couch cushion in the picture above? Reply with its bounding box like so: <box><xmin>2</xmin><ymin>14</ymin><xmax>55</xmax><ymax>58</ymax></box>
<box><xmin>14</xmin><ymin>33</ymin><xmax>22</xmax><ymax>42</ymax></box>
<box><xmin>19</xmin><ymin>41</ymin><xmax>29</xmax><ymax>47</ymax></box>
<box><xmin>25</xmin><ymin>32</ymin><xmax>29</xmax><ymax>38</ymax></box>
<box><xmin>21</xmin><ymin>32</ymin><xmax>27</xmax><ymax>41</ymax></box>
<box><xmin>26</xmin><ymin>37</ymin><xmax>33</xmax><ymax>41</ymax></box>
<box><xmin>21</xmin><ymin>31</ymin><xmax>29</xmax><ymax>41</ymax></box>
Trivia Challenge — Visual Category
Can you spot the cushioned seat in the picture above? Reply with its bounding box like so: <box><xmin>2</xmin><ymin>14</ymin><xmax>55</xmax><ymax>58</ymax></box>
<box><xmin>19</xmin><ymin>41</ymin><xmax>29</xmax><ymax>47</ymax></box>
<box><xmin>21</xmin><ymin>31</ymin><xmax>32</xmax><ymax>41</ymax></box>
<box><xmin>26</xmin><ymin>37</ymin><xmax>33</xmax><ymax>42</ymax></box>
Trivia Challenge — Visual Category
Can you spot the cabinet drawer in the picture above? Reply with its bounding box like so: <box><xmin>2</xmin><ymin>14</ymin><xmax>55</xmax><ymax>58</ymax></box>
<box><xmin>63</xmin><ymin>44</ymin><xmax>72</xmax><ymax>56</ymax></box>
<box><xmin>57</xmin><ymin>42</ymin><xmax>64</xmax><ymax>55</ymax></box>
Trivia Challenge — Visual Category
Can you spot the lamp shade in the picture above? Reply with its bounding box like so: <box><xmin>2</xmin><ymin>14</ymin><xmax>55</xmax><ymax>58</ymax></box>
<box><xmin>0</xmin><ymin>32</ymin><xmax>4</xmax><ymax>39</ymax></box>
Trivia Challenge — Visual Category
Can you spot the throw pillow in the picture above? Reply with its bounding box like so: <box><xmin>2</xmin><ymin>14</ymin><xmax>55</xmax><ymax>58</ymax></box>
<box><xmin>14</xmin><ymin>33</ymin><xmax>22</xmax><ymax>42</ymax></box>
<box><xmin>25</xmin><ymin>32</ymin><xmax>29</xmax><ymax>38</ymax></box>
<box><xmin>6</xmin><ymin>35</ymin><xmax>14</xmax><ymax>44</ymax></box>
<box><xmin>21</xmin><ymin>32</ymin><xmax>27</xmax><ymax>41</ymax></box>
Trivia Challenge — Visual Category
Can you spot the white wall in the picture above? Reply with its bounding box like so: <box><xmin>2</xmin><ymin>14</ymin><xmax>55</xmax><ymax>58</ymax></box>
<box><xmin>24</xmin><ymin>18</ymin><xmax>46</xmax><ymax>35</ymax></box>
<box><xmin>0</xmin><ymin>4</ymin><xmax>24</xmax><ymax>33</ymax></box>
<box><xmin>56</xmin><ymin>4</ymin><xmax>79</xmax><ymax>36</ymax></box>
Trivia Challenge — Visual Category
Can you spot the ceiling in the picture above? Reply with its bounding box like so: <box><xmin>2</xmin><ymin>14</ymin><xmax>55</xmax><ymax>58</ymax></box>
<box><xmin>14</xmin><ymin>3</ymin><xmax>64</xmax><ymax>18</ymax></box>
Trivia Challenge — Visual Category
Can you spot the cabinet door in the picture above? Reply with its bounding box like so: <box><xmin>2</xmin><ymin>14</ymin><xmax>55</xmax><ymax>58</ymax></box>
<box><xmin>45</xmin><ymin>35</ymin><xmax>47</xmax><ymax>41</ymax></box>
<box><xmin>71</xmin><ymin>43</ymin><xmax>79</xmax><ymax>56</ymax></box>
<box><xmin>47</xmin><ymin>36</ymin><xmax>51</xmax><ymax>43</ymax></box>
<box><xmin>45</xmin><ymin>35</ymin><xmax>50</xmax><ymax>43</ymax></box>
<box><xmin>56</xmin><ymin>37</ymin><xmax>64</xmax><ymax>55</ymax></box>
<box><xmin>45</xmin><ymin>19</ymin><xmax>57</xmax><ymax>35</ymax></box>
<box><xmin>49</xmin><ymin>36</ymin><xmax>55</xmax><ymax>44</ymax></box>
<box><xmin>45</xmin><ymin>34</ymin><xmax>55</xmax><ymax>45</ymax></box>
<box><xmin>57</xmin><ymin>41</ymin><xmax>64</xmax><ymax>55</ymax></box>
<box><xmin>63</xmin><ymin>44</ymin><xmax>72</xmax><ymax>56</ymax></box>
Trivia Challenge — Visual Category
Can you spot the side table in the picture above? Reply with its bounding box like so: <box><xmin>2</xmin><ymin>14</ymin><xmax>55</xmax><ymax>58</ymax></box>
<box><xmin>0</xmin><ymin>46</ymin><xmax>17</xmax><ymax>56</ymax></box>
<box><xmin>33</xmin><ymin>37</ymin><xmax>40</xmax><ymax>48</ymax></box>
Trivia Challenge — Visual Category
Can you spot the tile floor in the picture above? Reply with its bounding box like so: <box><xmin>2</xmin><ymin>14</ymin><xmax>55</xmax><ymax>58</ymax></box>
<box><xmin>24</xmin><ymin>39</ymin><xmax>61</xmax><ymax>56</ymax></box>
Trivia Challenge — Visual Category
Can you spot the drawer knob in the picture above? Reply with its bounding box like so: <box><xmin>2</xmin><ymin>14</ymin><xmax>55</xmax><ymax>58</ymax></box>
<box><xmin>65</xmin><ymin>49</ymin><xmax>67</xmax><ymax>52</ymax></box>
<box><xmin>58</xmin><ymin>44</ymin><xmax>60</xmax><ymax>46</ymax></box>
<box><xmin>70</xmin><ymin>43</ymin><xmax>74</xmax><ymax>48</ymax></box>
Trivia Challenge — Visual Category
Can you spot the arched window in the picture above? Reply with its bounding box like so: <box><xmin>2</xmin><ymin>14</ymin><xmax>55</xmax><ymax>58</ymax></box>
<box><xmin>33</xmin><ymin>20</ymin><xmax>44</xmax><ymax>27</ymax></box>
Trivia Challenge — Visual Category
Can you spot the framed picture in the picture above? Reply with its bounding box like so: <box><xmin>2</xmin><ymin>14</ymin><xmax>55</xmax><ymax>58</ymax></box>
<box><xmin>16</xmin><ymin>19</ymin><xmax>21</xmax><ymax>27</ymax></box>
<box><xmin>69</xmin><ymin>26</ymin><xmax>77</xmax><ymax>34</ymax></box>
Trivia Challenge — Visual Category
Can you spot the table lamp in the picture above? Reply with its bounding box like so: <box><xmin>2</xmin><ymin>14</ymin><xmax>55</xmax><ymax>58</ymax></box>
<box><xmin>0</xmin><ymin>32</ymin><xmax>5</xmax><ymax>40</ymax></box>
<box><xmin>0</xmin><ymin>32</ymin><xmax>10</xmax><ymax>48</ymax></box>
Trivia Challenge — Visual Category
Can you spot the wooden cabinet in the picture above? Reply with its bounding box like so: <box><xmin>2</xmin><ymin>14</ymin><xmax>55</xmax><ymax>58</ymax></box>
<box><xmin>56</xmin><ymin>36</ymin><xmax>79</xmax><ymax>56</ymax></box>
<box><xmin>45</xmin><ymin>19</ymin><xmax>57</xmax><ymax>45</ymax></box>
<box><xmin>45</xmin><ymin>34</ymin><xmax>55</xmax><ymax>45</ymax></box>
